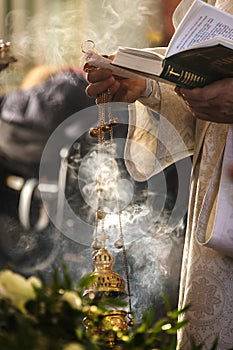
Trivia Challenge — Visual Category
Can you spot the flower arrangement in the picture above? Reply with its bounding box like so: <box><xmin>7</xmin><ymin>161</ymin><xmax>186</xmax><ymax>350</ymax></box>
<box><xmin>0</xmin><ymin>265</ymin><xmax>217</xmax><ymax>350</ymax></box>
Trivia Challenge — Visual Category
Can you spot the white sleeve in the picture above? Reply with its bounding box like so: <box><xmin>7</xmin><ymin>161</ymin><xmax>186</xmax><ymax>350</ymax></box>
<box><xmin>124</xmin><ymin>81</ymin><xmax>195</xmax><ymax>181</ymax></box>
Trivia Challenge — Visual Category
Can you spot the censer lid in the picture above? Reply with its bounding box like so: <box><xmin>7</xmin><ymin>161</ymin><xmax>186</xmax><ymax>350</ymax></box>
<box><xmin>84</xmin><ymin>248</ymin><xmax>127</xmax><ymax>298</ymax></box>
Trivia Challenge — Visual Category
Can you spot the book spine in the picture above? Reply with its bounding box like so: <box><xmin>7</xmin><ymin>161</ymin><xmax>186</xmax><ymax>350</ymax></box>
<box><xmin>161</xmin><ymin>60</ymin><xmax>209</xmax><ymax>88</ymax></box>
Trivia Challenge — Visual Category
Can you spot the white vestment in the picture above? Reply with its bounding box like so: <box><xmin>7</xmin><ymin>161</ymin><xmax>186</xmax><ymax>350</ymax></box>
<box><xmin>125</xmin><ymin>0</ymin><xmax>233</xmax><ymax>348</ymax></box>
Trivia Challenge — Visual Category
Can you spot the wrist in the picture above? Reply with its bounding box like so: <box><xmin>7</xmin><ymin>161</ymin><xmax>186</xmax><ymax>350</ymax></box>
<box><xmin>140</xmin><ymin>79</ymin><xmax>153</xmax><ymax>98</ymax></box>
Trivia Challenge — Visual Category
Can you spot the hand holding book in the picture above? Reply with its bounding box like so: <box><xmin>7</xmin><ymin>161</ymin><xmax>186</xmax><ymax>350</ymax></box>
<box><xmin>84</xmin><ymin>57</ymin><xmax>147</xmax><ymax>103</ymax></box>
<box><xmin>83</xmin><ymin>0</ymin><xmax>233</xmax><ymax>89</ymax></box>
<box><xmin>175</xmin><ymin>78</ymin><xmax>233</xmax><ymax>123</ymax></box>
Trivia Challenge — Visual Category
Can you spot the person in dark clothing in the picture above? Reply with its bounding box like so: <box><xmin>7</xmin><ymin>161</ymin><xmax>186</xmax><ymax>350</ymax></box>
<box><xmin>0</xmin><ymin>67</ymin><xmax>95</xmax><ymax>177</ymax></box>
<box><xmin>0</xmin><ymin>66</ymin><xmax>96</xmax><ymax>277</ymax></box>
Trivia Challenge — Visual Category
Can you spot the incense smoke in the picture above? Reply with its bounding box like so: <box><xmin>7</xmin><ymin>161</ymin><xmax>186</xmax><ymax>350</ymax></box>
<box><xmin>0</xmin><ymin>1</ymin><xmax>188</xmax><ymax>322</ymax></box>
<box><xmin>0</xmin><ymin>0</ymin><xmax>162</xmax><ymax>91</ymax></box>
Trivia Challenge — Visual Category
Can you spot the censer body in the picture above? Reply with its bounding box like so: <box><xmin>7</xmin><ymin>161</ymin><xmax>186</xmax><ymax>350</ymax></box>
<box><xmin>82</xmin><ymin>89</ymin><xmax>133</xmax><ymax>347</ymax></box>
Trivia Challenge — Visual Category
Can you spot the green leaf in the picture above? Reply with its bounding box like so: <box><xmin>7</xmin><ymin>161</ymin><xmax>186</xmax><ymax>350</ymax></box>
<box><xmin>61</xmin><ymin>262</ymin><xmax>73</xmax><ymax>290</ymax></box>
<box><xmin>77</xmin><ymin>274</ymin><xmax>96</xmax><ymax>290</ymax></box>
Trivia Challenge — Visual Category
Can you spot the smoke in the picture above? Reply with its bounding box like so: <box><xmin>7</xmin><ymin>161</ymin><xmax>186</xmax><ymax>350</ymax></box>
<box><xmin>0</xmin><ymin>101</ymin><xmax>188</xmax><ymax>323</ymax></box>
<box><xmin>5</xmin><ymin>0</ymin><xmax>160</xmax><ymax>60</ymax></box>
<box><xmin>0</xmin><ymin>0</ymin><xmax>186</xmax><ymax>323</ymax></box>
<box><xmin>62</xmin><ymin>124</ymin><xmax>186</xmax><ymax>323</ymax></box>
<box><xmin>65</xmin><ymin>145</ymin><xmax>186</xmax><ymax>322</ymax></box>
<box><xmin>81</xmin><ymin>0</ymin><xmax>162</xmax><ymax>54</ymax></box>
<box><xmin>0</xmin><ymin>0</ymin><xmax>162</xmax><ymax>91</ymax></box>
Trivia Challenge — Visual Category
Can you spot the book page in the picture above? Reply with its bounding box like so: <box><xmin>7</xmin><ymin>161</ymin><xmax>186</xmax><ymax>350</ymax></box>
<box><xmin>167</xmin><ymin>0</ymin><xmax>233</xmax><ymax>57</ymax></box>
<box><xmin>116</xmin><ymin>47</ymin><xmax>165</xmax><ymax>61</ymax></box>
<box><xmin>83</xmin><ymin>50</ymin><xmax>143</xmax><ymax>79</ymax></box>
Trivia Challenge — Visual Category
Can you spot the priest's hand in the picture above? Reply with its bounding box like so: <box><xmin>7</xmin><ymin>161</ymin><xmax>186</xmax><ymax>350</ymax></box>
<box><xmin>175</xmin><ymin>78</ymin><xmax>233</xmax><ymax>124</ymax></box>
<box><xmin>85</xmin><ymin>67</ymin><xmax>146</xmax><ymax>103</ymax></box>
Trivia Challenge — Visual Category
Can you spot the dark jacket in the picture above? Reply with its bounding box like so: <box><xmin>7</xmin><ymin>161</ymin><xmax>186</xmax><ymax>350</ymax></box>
<box><xmin>0</xmin><ymin>69</ymin><xmax>95</xmax><ymax>276</ymax></box>
<box><xmin>0</xmin><ymin>69</ymin><xmax>95</xmax><ymax>177</ymax></box>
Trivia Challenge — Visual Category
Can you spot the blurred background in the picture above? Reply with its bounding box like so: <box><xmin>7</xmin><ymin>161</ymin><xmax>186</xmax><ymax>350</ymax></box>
<box><xmin>0</xmin><ymin>0</ymin><xmax>181</xmax><ymax>93</ymax></box>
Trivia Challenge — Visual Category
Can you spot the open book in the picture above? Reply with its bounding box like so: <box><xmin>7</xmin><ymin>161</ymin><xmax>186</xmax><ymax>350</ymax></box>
<box><xmin>83</xmin><ymin>0</ymin><xmax>233</xmax><ymax>88</ymax></box>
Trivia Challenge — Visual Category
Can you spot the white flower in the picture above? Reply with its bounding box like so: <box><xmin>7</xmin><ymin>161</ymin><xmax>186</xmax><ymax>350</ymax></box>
<box><xmin>62</xmin><ymin>343</ymin><xmax>85</xmax><ymax>350</ymax></box>
<box><xmin>0</xmin><ymin>270</ymin><xmax>41</xmax><ymax>312</ymax></box>
<box><xmin>62</xmin><ymin>291</ymin><xmax>82</xmax><ymax>310</ymax></box>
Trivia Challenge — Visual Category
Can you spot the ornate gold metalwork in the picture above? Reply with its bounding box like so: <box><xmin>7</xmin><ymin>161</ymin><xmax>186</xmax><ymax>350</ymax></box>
<box><xmin>83</xmin><ymin>82</ymin><xmax>134</xmax><ymax>347</ymax></box>
<box><xmin>83</xmin><ymin>309</ymin><xmax>130</xmax><ymax>349</ymax></box>
<box><xmin>84</xmin><ymin>247</ymin><xmax>127</xmax><ymax>298</ymax></box>
<box><xmin>83</xmin><ymin>242</ymin><xmax>132</xmax><ymax>342</ymax></box>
